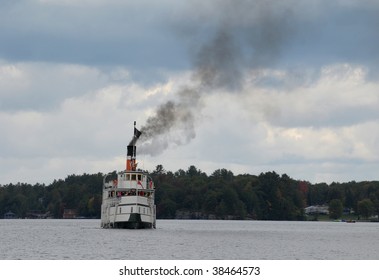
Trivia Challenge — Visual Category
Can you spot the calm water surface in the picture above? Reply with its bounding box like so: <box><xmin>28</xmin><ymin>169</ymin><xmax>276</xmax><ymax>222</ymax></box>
<box><xmin>0</xmin><ymin>219</ymin><xmax>378</xmax><ymax>259</ymax></box>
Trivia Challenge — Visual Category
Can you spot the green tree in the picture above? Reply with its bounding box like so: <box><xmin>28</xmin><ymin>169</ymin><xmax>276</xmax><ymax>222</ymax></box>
<box><xmin>158</xmin><ymin>197</ymin><xmax>177</xmax><ymax>218</ymax></box>
<box><xmin>357</xmin><ymin>199</ymin><xmax>374</xmax><ymax>219</ymax></box>
<box><xmin>369</xmin><ymin>190</ymin><xmax>379</xmax><ymax>219</ymax></box>
<box><xmin>153</xmin><ymin>164</ymin><xmax>166</xmax><ymax>175</ymax></box>
<box><xmin>202</xmin><ymin>190</ymin><xmax>219</xmax><ymax>214</ymax></box>
<box><xmin>212</xmin><ymin>169</ymin><xmax>234</xmax><ymax>181</ymax></box>
<box><xmin>328</xmin><ymin>199</ymin><xmax>343</xmax><ymax>219</ymax></box>
<box><xmin>307</xmin><ymin>183</ymin><xmax>329</xmax><ymax>205</ymax></box>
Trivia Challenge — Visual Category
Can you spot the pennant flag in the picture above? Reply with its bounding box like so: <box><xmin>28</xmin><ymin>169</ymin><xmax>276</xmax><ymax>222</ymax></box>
<box><xmin>137</xmin><ymin>180</ymin><xmax>144</xmax><ymax>188</ymax></box>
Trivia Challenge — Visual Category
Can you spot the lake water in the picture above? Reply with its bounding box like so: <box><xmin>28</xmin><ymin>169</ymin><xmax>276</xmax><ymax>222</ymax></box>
<box><xmin>0</xmin><ymin>219</ymin><xmax>378</xmax><ymax>260</ymax></box>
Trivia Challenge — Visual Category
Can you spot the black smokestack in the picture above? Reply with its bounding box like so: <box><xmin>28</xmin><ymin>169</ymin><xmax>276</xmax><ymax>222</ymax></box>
<box><xmin>127</xmin><ymin>145</ymin><xmax>136</xmax><ymax>158</ymax></box>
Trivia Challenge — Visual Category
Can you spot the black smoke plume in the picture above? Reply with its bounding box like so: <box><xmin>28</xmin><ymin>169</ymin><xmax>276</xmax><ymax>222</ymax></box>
<box><xmin>136</xmin><ymin>1</ymin><xmax>293</xmax><ymax>155</ymax></box>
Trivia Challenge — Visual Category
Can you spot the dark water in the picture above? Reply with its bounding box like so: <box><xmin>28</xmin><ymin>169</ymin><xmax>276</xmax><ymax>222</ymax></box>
<box><xmin>0</xmin><ymin>219</ymin><xmax>378</xmax><ymax>259</ymax></box>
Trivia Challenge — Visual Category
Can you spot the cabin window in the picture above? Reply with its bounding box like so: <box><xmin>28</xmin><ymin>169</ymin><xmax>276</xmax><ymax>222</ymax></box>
<box><xmin>137</xmin><ymin>174</ymin><xmax>142</xmax><ymax>181</ymax></box>
<box><xmin>138</xmin><ymin>207</ymin><xmax>141</xmax><ymax>213</ymax></box>
<box><xmin>131</xmin><ymin>207</ymin><xmax>133</xmax><ymax>213</ymax></box>
<box><xmin>119</xmin><ymin>207</ymin><xmax>121</xmax><ymax>214</ymax></box>
<box><xmin>131</xmin><ymin>174</ymin><xmax>136</xmax><ymax>180</ymax></box>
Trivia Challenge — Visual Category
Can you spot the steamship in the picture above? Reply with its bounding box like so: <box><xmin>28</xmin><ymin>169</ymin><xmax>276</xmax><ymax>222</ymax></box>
<box><xmin>101</xmin><ymin>123</ymin><xmax>156</xmax><ymax>229</ymax></box>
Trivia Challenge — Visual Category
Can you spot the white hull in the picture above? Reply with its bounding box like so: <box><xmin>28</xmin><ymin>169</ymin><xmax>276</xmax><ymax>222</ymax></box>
<box><xmin>101</xmin><ymin>171</ymin><xmax>156</xmax><ymax>229</ymax></box>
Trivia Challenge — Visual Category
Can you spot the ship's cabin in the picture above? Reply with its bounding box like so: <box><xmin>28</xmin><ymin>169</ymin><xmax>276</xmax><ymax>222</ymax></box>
<box><xmin>118</xmin><ymin>171</ymin><xmax>144</xmax><ymax>182</ymax></box>
<box><xmin>103</xmin><ymin>170</ymin><xmax>154</xmax><ymax>190</ymax></box>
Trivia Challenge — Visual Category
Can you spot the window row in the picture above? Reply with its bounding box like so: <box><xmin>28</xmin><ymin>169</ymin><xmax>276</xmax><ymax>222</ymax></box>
<box><xmin>121</xmin><ymin>173</ymin><xmax>144</xmax><ymax>181</ymax></box>
<box><xmin>119</xmin><ymin>206</ymin><xmax>151</xmax><ymax>215</ymax></box>
<box><xmin>108</xmin><ymin>190</ymin><xmax>152</xmax><ymax>198</ymax></box>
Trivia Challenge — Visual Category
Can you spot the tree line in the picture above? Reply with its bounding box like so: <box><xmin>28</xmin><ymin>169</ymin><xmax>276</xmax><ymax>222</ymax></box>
<box><xmin>1</xmin><ymin>165</ymin><xmax>379</xmax><ymax>220</ymax></box>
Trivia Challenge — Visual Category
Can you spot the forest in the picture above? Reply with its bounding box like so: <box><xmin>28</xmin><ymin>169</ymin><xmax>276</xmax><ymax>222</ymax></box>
<box><xmin>1</xmin><ymin>165</ymin><xmax>379</xmax><ymax>221</ymax></box>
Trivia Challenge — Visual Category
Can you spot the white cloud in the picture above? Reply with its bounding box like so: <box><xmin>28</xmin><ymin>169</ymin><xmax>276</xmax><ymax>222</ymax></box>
<box><xmin>242</xmin><ymin>64</ymin><xmax>379</xmax><ymax>127</ymax></box>
<box><xmin>0</xmin><ymin>61</ymin><xmax>108</xmax><ymax>111</ymax></box>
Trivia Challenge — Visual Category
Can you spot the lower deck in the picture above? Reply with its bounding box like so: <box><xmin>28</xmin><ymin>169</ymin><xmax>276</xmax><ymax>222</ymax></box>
<box><xmin>102</xmin><ymin>213</ymin><xmax>154</xmax><ymax>229</ymax></box>
<box><xmin>101</xmin><ymin>197</ymin><xmax>156</xmax><ymax>229</ymax></box>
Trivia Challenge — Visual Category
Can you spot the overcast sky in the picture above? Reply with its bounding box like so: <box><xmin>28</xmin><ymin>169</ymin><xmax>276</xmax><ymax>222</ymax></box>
<box><xmin>1</xmin><ymin>0</ymin><xmax>379</xmax><ymax>185</ymax></box>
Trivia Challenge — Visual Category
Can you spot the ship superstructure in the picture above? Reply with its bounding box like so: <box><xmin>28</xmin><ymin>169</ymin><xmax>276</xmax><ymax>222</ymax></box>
<box><xmin>101</xmin><ymin>123</ymin><xmax>156</xmax><ymax>229</ymax></box>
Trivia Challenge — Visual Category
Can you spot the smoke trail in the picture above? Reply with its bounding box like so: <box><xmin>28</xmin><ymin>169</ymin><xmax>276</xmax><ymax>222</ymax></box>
<box><xmin>137</xmin><ymin>30</ymin><xmax>239</xmax><ymax>155</ymax></box>
<box><xmin>137</xmin><ymin>0</ymin><xmax>294</xmax><ymax>155</ymax></box>
<box><xmin>138</xmin><ymin>87</ymin><xmax>199</xmax><ymax>155</ymax></box>
<box><xmin>194</xmin><ymin>29</ymin><xmax>243</xmax><ymax>91</ymax></box>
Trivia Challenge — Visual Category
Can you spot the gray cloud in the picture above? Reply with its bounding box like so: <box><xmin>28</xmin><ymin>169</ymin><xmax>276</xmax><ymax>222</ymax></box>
<box><xmin>0</xmin><ymin>62</ymin><xmax>107</xmax><ymax>111</ymax></box>
<box><xmin>2</xmin><ymin>0</ymin><xmax>378</xmax><ymax>75</ymax></box>
<box><xmin>0</xmin><ymin>1</ymin><xmax>187</xmax><ymax>71</ymax></box>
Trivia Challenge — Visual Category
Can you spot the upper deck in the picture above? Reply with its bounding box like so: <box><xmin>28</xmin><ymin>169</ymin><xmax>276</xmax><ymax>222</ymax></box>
<box><xmin>103</xmin><ymin>170</ymin><xmax>154</xmax><ymax>190</ymax></box>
